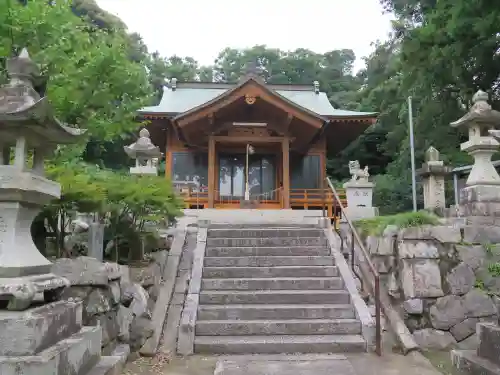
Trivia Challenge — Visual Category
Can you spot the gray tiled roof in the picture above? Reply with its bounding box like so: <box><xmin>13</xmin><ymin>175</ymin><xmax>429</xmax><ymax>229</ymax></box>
<box><xmin>139</xmin><ymin>85</ymin><xmax>376</xmax><ymax>118</ymax></box>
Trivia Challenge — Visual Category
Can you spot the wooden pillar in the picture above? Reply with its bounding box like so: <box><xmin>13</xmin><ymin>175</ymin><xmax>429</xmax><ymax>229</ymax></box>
<box><xmin>282</xmin><ymin>137</ymin><xmax>290</xmax><ymax>208</ymax></box>
<box><xmin>208</xmin><ymin>136</ymin><xmax>215</xmax><ymax>208</ymax></box>
<box><xmin>165</xmin><ymin>126</ymin><xmax>172</xmax><ymax>179</ymax></box>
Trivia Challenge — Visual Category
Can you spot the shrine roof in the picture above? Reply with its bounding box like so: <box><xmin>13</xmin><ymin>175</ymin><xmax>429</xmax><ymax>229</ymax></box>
<box><xmin>139</xmin><ymin>81</ymin><xmax>376</xmax><ymax>119</ymax></box>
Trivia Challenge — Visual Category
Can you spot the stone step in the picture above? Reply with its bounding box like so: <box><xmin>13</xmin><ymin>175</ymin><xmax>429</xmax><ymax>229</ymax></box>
<box><xmin>194</xmin><ymin>334</ymin><xmax>366</xmax><ymax>354</ymax></box>
<box><xmin>199</xmin><ymin>290</ymin><xmax>350</xmax><ymax>305</ymax></box>
<box><xmin>206</xmin><ymin>246</ymin><xmax>330</xmax><ymax>257</ymax></box>
<box><xmin>0</xmin><ymin>326</ymin><xmax>101</xmax><ymax>375</ymax></box>
<box><xmin>197</xmin><ymin>304</ymin><xmax>356</xmax><ymax>320</ymax></box>
<box><xmin>207</xmin><ymin>237</ymin><xmax>328</xmax><ymax>247</ymax></box>
<box><xmin>195</xmin><ymin>319</ymin><xmax>362</xmax><ymax>336</ymax></box>
<box><xmin>201</xmin><ymin>277</ymin><xmax>344</xmax><ymax>290</ymax></box>
<box><xmin>208</xmin><ymin>228</ymin><xmax>324</xmax><ymax>238</ymax></box>
<box><xmin>202</xmin><ymin>266</ymin><xmax>339</xmax><ymax>279</ymax></box>
<box><xmin>208</xmin><ymin>224</ymin><xmax>318</xmax><ymax>229</ymax></box>
<box><xmin>203</xmin><ymin>256</ymin><xmax>335</xmax><ymax>267</ymax></box>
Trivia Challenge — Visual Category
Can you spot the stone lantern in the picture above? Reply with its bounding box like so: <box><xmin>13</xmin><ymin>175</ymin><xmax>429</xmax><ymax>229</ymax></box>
<box><xmin>451</xmin><ymin>90</ymin><xmax>500</xmax><ymax>204</ymax></box>
<box><xmin>0</xmin><ymin>49</ymin><xmax>84</xmax><ymax>310</ymax></box>
<box><xmin>124</xmin><ymin>128</ymin><xmax>162</xmax><ymax>175</ymax></box>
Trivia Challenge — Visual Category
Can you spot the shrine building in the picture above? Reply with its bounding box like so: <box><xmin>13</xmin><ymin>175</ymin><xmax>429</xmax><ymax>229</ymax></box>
<box><xmin>138</xmin><ymin>72</ymin><xmax>377</xmax><ymax>217</ymax></box>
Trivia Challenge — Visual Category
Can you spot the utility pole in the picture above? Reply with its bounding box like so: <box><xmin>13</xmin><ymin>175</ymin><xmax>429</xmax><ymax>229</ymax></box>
<box><xmin>408</xmin><ymin>96</ymin><xmax>417</xmax><ymax>212</ymax></box>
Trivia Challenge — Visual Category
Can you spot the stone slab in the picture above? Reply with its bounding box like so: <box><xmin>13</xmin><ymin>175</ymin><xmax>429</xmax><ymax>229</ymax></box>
<box><xmin>214</xmin><ymin>358</ymin><xmax>356</xmax><ymax>375</ymax></box>
<box><xmin>0</xmin><ymin>326</ymin><xmax>101</xmax><ymax>375</ymax></box>
<box><xmin>452</xmin><ymin>349</ymin><xmax>500</xmax><ymax>375</ymax></box>
<box><xmin>478</xmin><ymin>323</ymin><xmax>500</xmax><ymax>366</ymax></box>
<box><xmin>207</xmin><ymin>237</ymin><xmax>327</xmax><ymax>247</ymax></box>
<box><xmin>202</xmin><ymin>266</ymin><xmax>338</xmax><ymax>279</ymax></box>
<box><xmin>208</xmin><ymin>229</ymin><xmax>323</xmax><ymax>238</ymax></box>
<box><xmin>0</xmin><ymin>299</ymin><xmax>83</xmax><ymax>355</ymax></box>
<box><xmin>139</xmin><ymin>227</ymin><xmax>186</xmax><ymax>356</ymax></box>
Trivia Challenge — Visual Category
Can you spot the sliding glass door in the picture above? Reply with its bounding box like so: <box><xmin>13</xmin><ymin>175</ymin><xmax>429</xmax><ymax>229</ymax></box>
<box><xmin>218</xmin><ymin>154</ymin><xmax>276</xmax><ymax>200</ymax></box>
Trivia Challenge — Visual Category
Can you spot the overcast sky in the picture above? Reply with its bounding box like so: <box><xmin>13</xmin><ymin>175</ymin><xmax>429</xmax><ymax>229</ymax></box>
<box><xmin>97</xmin><ymin>0</ymin><xmax>394</xmax><ymax>72</ymax></box>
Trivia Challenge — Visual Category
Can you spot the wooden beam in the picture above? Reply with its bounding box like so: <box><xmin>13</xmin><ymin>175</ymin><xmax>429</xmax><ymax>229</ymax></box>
<box><xmin>212</xmin><ymin>135</ymin><xmax>285</xmax><ymax>143</ymax></box>
<box><xmin>282</xmin><ymin>137</ymin><xmax>290</xmax><ymax>208</ymax></box>
<box><xmin>207</xmin><ymin>136</ymin><xmax>215</xmax><ymax>208</ymax></box>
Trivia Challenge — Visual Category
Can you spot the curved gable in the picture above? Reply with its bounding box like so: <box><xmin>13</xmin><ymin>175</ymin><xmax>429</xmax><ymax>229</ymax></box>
<box><xmin>173</xmin><ymin>77</ymin><xmax>326</xmax><ymax>129</ymax></box>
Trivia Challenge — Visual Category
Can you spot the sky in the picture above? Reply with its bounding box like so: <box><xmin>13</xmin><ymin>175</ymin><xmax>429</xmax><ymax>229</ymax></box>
<box><xmin>96</xmin><ymin>0</ymin><xmax>395</xmax><ymax>72</ymax></box>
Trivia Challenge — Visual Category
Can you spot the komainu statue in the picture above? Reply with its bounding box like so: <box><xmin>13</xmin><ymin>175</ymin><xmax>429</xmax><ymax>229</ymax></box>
<box><xmin>348</xmin><ymin>160</ymin><xmax>370</xmax><ymax>182</ymax></box>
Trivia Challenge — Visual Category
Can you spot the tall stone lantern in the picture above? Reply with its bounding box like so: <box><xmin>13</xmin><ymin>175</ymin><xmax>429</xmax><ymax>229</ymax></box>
<box><xmin>0</xmin><ymin>49</ymin><xmax>84</xmax><ymax>310</ymax></box>
<box><xmin>124</xmin><ymin>128</ymin><xmax>161</xmax><ymax>175</ymax></box>
<box><xmin>451</xmin><ymin>90</ymin><xmax>500</xmax><ymax>205</ymax></box>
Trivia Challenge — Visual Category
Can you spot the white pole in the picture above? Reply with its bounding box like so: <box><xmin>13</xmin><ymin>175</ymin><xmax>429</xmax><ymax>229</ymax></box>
<box><xmin>408</xmin><ymin>96</ymin><xmax>417</xmax><ymax>212</ymax></box>
<box><xmin>244</xmin><ymin>144</ymin><xmax>250</xmax><ymax>200</ymax></box>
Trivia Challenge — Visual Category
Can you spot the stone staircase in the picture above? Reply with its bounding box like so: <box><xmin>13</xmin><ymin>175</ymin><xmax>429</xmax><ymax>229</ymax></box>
<box><xmin>193</xmin><ymin>224</ymin><xmax>368</xmax><ymax>354</ymax></box>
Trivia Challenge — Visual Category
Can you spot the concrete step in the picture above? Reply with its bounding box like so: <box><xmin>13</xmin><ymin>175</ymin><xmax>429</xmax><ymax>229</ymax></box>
<box><xmin>197</xmin><ymin>304</ymin><xmax>356</xmax><ymax>320</ymax></box>
<box><xmin>203</xmin><ymin>256</ymin><xmax>335</xmax><ymax>267</ymax></box>
<box><xmin>202</xmin><ymin>266</ymin><xmax>338</xmax><ymax>279</ymax></box>
<box><xmin>201</xmin><ymin>277</ymin><xmax>344</xmax><ymax>290</ymax></box>
<box><xmin>208</xmin><ymin>228</ymin><xmax>324</xmax><ymax>238</ymax></box>
<box><xmin>207</xmin><ymin>237</ymin><xmax>328</xmax><ymax>247</ymax></box>
<box><xmin>206</xmin><ymin>246</ymin><xmax>330</xmax><ymax>257</ymax></box>
<box><xmin>196</xmin><ymin>318</ymin><xmax>362</xmax><ymax>336</ymax></box>
<box><xmin>194</xmin><ymin>334</ymin><xmax>366</xmax><ymax>354</ymax></box>
<box><xmin>199</xmin><ymin>290</ymin><xmax>350</xmax><ymax>305</ymax></box>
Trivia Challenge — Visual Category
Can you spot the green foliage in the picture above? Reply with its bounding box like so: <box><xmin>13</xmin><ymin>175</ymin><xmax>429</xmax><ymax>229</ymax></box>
<box><xmin>355</xmin><ymin>210</ymin><xmax>440</xmax><ymax>236</ymax></box>
<box><xmin>487</xmin><ymin>263</ymin><xmax>500</xmax><ymax>278</ymax></box>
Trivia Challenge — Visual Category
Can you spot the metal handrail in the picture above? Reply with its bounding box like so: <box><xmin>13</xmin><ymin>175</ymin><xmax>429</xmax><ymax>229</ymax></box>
<box><xmin>325</xmin><ymin>177</ymin><xmax>382</xmax><ymax>356</ymax></box>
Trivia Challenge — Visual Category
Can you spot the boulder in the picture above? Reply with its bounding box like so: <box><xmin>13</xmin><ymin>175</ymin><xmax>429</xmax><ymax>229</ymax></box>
<box><xmin>117</xmin><ymin>305</ymin><xmax>134</xmax><ymax>343</ymax></box>
<box><xmin>403</xmin><ymin>298</ymin><xmax>424</xmax><ymax>315</ymax></box>
<box><xmin>446</xmin><ymin>263</ymin><xmax>475</xmax><ymax>295</ymax></box>
<box><xmin>463</xmin><ymin>289</ymin><xmax>497</xmax><ymax>318</ymax></box>
<box><xmin>413</xmin><ymin>328</ymin><xmax>457</xmax><ymax>350</ymax></box>
<box><xmin>129</xmin><ymin>316</ymin><xmax>154</xmax><ymax>352</ymax></box>
<box><xmin>52</xmin><ymin>256</ymin><xmax>120</xmax><ymax>286</ymax></box>
<box><xmin>430</xmin><ymin>295</ymin><xmax>467</xmax><ymax>330</ymax></box>
<box><xmin>402</xmin><ymin>259</ymin><xmax>444</xmax><ymax>298</ymax></box>
<box><xmin>450</xmin><ymin>318</ymin><xmax>479</xmax><ymax>341</ymax></box>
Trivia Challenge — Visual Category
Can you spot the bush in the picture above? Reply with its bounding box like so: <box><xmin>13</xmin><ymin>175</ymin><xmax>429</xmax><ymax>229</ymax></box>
<box><xmin>355</xmin><ymin>210</ymin><xmax>440</xmax><ymax>236</ymax></box>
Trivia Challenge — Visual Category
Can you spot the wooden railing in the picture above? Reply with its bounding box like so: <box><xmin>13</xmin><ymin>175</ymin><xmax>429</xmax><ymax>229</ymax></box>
<box><xmin>178</xmin><ymin>186</ymin><xmax>347</xmax><ymax>216</ymax></box>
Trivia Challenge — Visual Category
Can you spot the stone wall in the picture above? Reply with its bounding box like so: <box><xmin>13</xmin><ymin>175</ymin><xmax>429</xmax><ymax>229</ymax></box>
<box><xmin>51</xmin><ymin>251</ymin><xmax>169</xmax><ymax>356</ymax></box>
<box><xmin>361</xmin><ymin>225</ymin><xmax>500</xmax><ymax>351</ymax></box>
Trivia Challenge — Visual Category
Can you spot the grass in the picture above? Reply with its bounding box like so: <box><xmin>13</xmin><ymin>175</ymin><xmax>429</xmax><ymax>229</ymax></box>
<box><xmin>355</xmin><ymin>210</ymin><xmax>440</xmax><ymax>236</ymax></box>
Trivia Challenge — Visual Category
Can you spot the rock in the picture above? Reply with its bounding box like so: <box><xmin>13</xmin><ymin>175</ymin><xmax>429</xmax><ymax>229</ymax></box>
<box><xmin>455</xmin><ymin>245</ymin><xmax>487</xmax><ymax>271</ymax></box>
<box><xmin>463</xmin><ymin>226</ymin><xmax>500</xmax><ymax>244</ymax></box>
<box><xmin>60</xmin><ymin>285</ymin><xmax>93</xmax><ymax>301</ymax></box>
<box><xmin>126</xmin><ymin>283</ymin><xmax>151</xmax><ymax>318</ymax></box>
<box><xmin>119</xmin><ymin>265</ymin><xmax>131</xmax><ymax>285</ymax></box>
<box><xmin>366</xmin><ymin>236</ymin><xmax>379</xmax><ymax>254</ymax></box>
<box><xmin>151</xmin><ymin>250</ymin><xmax>168</xmax><ymax>275</ymax></box>
<box><xmin>463</xmin><ymin>289</ymin><xmax>497</xmax><ymax>318</ymax></box>
<box><xmin>403</xmin><ymin>298</ymin><xmax>424</xmax><ymax>315</ymax></box>
<box><xmin>85</xmin><ymin>287</ymin><xmax>113</xmax><ymax>317</ymax></box>
<box><xmin>401</xmin><ymin>259</ymin><xmax>444</xmax><ymax>298</ymax></box>
<box><xmin>109</xmin><ymin>281</ymin><xmax>121</xmax><ymax>305</ymax></box>
<box><xmin>52</xmin><ymin>256</ymin><xmax>120</xmax><ymax>286</ymax></box>
<box><xmin>429</xmin><ymin>295</ymin><xmax>467</xmax><ymax>330</ymax></box>
<box><xmin>446</xmin><ymin>263</ymin><xmax>475</xmax><ymax>295</ymax></box>
<box><xmin>413</xmin><ymin>328</ymin><xmax>457</xmax><ymax>350</ymax></box>
<box><xmin>130</xmin><ymin>264</ymin><xmax>160</xmax><ymax>288</ymax></box>
<box><xmin>399</xmin><ymin>241</ymin><xmax>439</xmax><ymax>259</ymax></box>
<box><xmin>457</xmin><ymin>333</ymin><xmax>479</xmax><ymax>350</ymax></box>
<box><xmin>399</xmin><ymin>226</ymin><xmax>461</xmax><ymax>243</ymax></box>
<box><xmin>88</xmin><ymin>309</ymin><xmax>119</xmax><ymax>347</ymax></box>
<box><xmin>383</xmin><ymin>225</ymin><xmax>399</xmax><ymax>237</ymax></box>
<box><xmin>450</xmin><ymin>318</ymin><xmax>479</xmax><ymax>341</ymax></box>
<box><xmin>117</xmin><ymin>305</ymin><xmax>133</xmax><ymax>343</ymax></box>
<box><xmin>129</xmin><ymin>315</ymin><xmax>154</xmax><ymax>352</ymax></box>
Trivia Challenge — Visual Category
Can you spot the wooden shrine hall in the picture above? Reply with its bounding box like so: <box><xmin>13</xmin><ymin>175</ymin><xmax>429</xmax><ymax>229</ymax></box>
<box><xmin>138</xmin><ymin>71</ymin><xmax>377</xmax><ymax>217</ymax></box>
